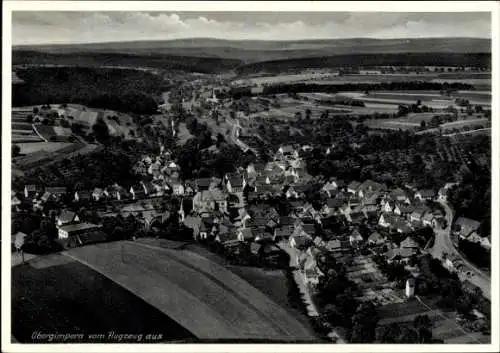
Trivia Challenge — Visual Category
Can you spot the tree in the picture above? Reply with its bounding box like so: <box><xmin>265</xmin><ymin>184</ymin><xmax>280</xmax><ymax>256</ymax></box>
<box><xmin>12</xmin><ymin>144</ymin><xmax>21</xmax><ymax>157</ymax></box>
<box><xmin>92</xmin><ymin>117</ymin><xmax>110</xmax><ymax>143</ymax></box>
<box><xmin>413</xmin><ymin>314</ymin><xmax>433</xmax><ymax>343</ymax></box>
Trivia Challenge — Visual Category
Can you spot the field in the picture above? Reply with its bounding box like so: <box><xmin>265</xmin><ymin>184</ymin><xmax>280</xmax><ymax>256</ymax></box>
<box><xmin>33</xmin><ymin>124</ymin><xmax>73</xmax><ymax>142</ymax></box>
<box><xmin>60</xmin><ymin>241</ymin><xmax>318</xmax><ymax>341</ymax></box>
<box><xmin>11</xmin><ymin>110</ymin><xmax>42</xmax><ymax>143</ymax></box>
<box><xmin>16</xmin><ymin>142</ymin><xmax>75</xmax><ymax>154</ymax></box>
<box><xmin>13</xmin><ymin>143</ymin><xmax>101</xmax><ymax>171</ymax></box>
<box><xmin>182</xmin><ymin>242</ymin><xmax>313</xmax><ymax>331</ymax></box>
<box><xmin>376</xmin><ymin>298</ymin><xmax>490</xmax><ymax>343</ymax></box>
<box><xmin>12</xmin><ymin>254</ymin><xmax>194</xmax><ymax>343</ymax></box>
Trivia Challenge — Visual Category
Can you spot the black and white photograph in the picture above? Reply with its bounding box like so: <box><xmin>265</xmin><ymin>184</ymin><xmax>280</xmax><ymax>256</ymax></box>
<box><xmin>2</xmin><ymin>1</ymin><xmax>498</xmax><ymax>351</ymax></box>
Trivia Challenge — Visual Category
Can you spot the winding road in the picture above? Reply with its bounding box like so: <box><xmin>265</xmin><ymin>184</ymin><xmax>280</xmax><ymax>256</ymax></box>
<box><xmin>429</xmin><ymin>200</ymin><xmax>491</xmax><ymax>300</ymax></box>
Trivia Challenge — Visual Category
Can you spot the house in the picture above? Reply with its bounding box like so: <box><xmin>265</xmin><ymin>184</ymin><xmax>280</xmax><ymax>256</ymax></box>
<box><xmin>57</xmin><ymin>222</ymin><xmax>101</xmax><ymax>239</ymax></box>
<box><xmin>437</xmin><ymin>187</ymin><xmax>448</xmax><ymax>201</ymax></box>
<box><xmin>367</xmin><ymin>231</ymin><xmax>385</xmax><ymax>245</ymax></box>
<box><xmin>394</xmin><ymin>203</ymin><xmax>414</xmax><ymax>217</ymax></box>
<box><xmin>92</xmin><ymin>188</ymin><xmax>106</xmax><ymax>201</ymax></box>
<box><xmin>400</xmin><ymin>236</ymin><xmax>419</xmax><ymax>250</ymax></box>
<box><xmin>255</xmin><ymin>231</ymin><xmax>274</xmax><ymax>243</ymax></box>
<box><xmin>45</xmin><ymin>186</ymin><xmax>67</xmax><ymax>199</ymax></box>
<box><xmin>285</xmin><ymin>186</ymin><xmax>299</xmax><ymax>199</ymax></box>
<box><xmin>322</xmin><ymin>180</ymin><xmax>338</xmax><ymax>197</ymax></box>
<box><xmin>255</xmin><ymin>175</ymin><xmax>271</xmax><ymax>186</ymax></box>
<box><xmin>237</xmin><ymin>228</ymin><xmax>254</xmax><ymax>242</ymax></box>
<box><xmin>432</xmin><ymin>217</ymin><xmax>447</xmax><ymax>229</ymax></box>
<box><xmin>362</xmin><ymin>205</ymin><xmax>378</xmax><ymax>220</ymax></box>
<box><xmin>277</xmin><ymin>145</ymin><xmax>298</xmax><ymax>159</ymax></box>
<box><xmin>466</xmin><ymin>231</ymin><xmax>483</xmax><ymax>244</ymax></box>
<box><xmin>349</xmin><ymin>230</ymin><xmax>364</xmax><ymax>247</ymax></box>
<box><xmin>56</xmin><ymin>210</ymin><xmax>79</xmax><ymax>227</ymax></box>
<box><xmin>396</xmin><ymin>222</ymin><xmax>413</xmax><ymax>234</ymax></box>
<box><xmin>480</xmin><ymin>235</ymin><xmax>491</xmax><ymax>250</ymax></box>
<box><xmin>274</xmin><ymin>227</ymin><xmax>292</xmax><ymax>241</ymax></box>
<box><xmin>414</xmin><ymin>189</ymin><xmax>436</xmax><ymax>201</ymax></box>
<box><xmin>196</xmin><ymin>178</ymin><xmax>213</xmax><ymax>191</ymax></box>
<box><xmin>11</xmin><ymin>194</ymin><xmax>22</xmax><ymax>211</ymax></box>
<box><xmin>198</xmin><ymin>217</ymin><xmax>216</xmax><ymax>239</ymax></box>
<box><xmin>226</xmin><ymin>175</ymin><xmax>246</xmax><ymax>193</ymax></box>
<box><xmin>410</xmin><ymin>209</ymin><xmax>426</xmax><ymax>223</ymax></box>
<box><xmin>378</xmin><ymin>214</ymin><xmax>394</xmax><ymax>228</ymax></box>
<box><xmin>348</xmin><ymin>211</ymin><xmax>367</xmax><ymax>225</ymax></box>
<box><xmin>385</xmin><ymin>248</ymin><xmax>415</xmax><ymax>264</ymax></box>
<box><xmin>347</xmin><ymin>181</ymin><xmax>361</xmax><ymax>194</ymax></box>
<box><xmin>325</xmin><ymin>239</ymin><xmax>342</xmax><ymax>253</ymax></box>
<box><xmin>183</xmin><ymin>215</ymin><xmax>202</xmax><ymax>239</ymax></box>
<box><xmin>382</xmin><ymin>200</ymin><xmax>395</xmax><ymax>213</ymax></box>
<box><xmin>279</xmin><ymin>216</ymin><xmax>294</xmax><ymax>231</ymax></box>
<box><xmin>24</xmin><ymin>184</ymin><xmax>41</xmax><ymax>199</ymax></box>
<box><xmin>454</xmin><ymin>217</ymin><xmax>481</xmax><ymax>239</ymax></box>
<box><xmin>390</xmin><ymin>188</ymin><xmax>411</xmax><ymax>203</ymax></box>
<box><xmin>74</xmin><ymin>190</ymin><xmax>92</xmax><ymax>203</ymax></box>
<box><xmin>140</xmin><ymin>181</ymin><xmax>157</xmax><ymax>196</ymax></box>
<box><xmin>246</xmin><ymin>164</ymin><xmax>258</xmax><ymax>180</ymax></box>
<box><xmin>358</xmin><ymin>180</ymin><xmax>385</xmax><ymax>199</ymax></box>
<box><xmin>322</xmin><ymin>197</ymin><xmax>344</xmax><ymax>215</ymax></box>
<box><xmin>421</xmin><ymin>212</ymin><xmax>434</xmax><ymax>227</ymax></box>
<box><xmin>12</xmin><ymin>232</ymin><xmax>27</xmax><ymax>251</ymax></box>
<box><xmin>171</xmin><ymin>182</ymin><xmax>185</xmax><ymax>196</ymax></box>
<box><xmin>302</xmin><ymin>256</ymin><xmax>324</xmax><ymax>286</ymax></box>
<box><xmin>289</xmin><ymin>235</ymin><xmax>312</xmax><ymax>250</ymax></box>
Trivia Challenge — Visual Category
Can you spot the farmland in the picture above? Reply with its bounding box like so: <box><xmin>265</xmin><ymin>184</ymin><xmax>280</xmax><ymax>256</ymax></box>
<box><xmin>376</xmin><ymin>298</ymin><xmax>490</xmax><ymax>343</ymax></box>
<box><xmin>60</xmin><ymin>241</ymin><xmax>318</xmax><ymax>341</ymax></box>
<box><xmin>12</xmin><ymin>254</ymin><xmax>195</xmax><ymax>343</ymax></box>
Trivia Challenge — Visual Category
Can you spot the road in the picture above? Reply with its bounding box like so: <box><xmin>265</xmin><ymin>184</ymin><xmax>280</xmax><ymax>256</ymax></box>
<box><xmin>429</xmin><ymin>200</ymin><xmax>491</xmax><ymax>300</ymax></box>
<box><xmin>226</xmin><ymin>116</ymin><xmax>259</xmax><ymax>155</ymax></box>
<box><xmin>277</xmin><ymin>241</ymin><xmax>346</xmax><ymax>343</ymax></box>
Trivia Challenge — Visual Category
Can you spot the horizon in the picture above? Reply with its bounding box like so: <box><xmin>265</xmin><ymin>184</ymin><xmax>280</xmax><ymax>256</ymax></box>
<box><xmin>12</xmin><ymin>36</ymin><xmax>492</xmax><ymax>48</ymax></box>
<box><xmin>12</xmin><ymin>11</ymin><xmax>491</xmax><ymax>46</ymax></box>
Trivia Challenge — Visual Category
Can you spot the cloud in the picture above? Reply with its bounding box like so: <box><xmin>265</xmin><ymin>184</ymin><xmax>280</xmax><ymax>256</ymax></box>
<box><xmin>12</xmin><ymin>11</ymin><xmax>491</xmax><ymax>45</ymax></box>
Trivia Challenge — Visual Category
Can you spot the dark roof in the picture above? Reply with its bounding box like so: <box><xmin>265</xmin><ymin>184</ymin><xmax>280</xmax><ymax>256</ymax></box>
<box><xmin>59</xmin><ymin>223</ymin><xmax>100</xmax><ymax>234</ymax></box>
<box><xmin>400</xmin><ymin>236</ymin><xmax>419</xmax><ymax>248</ymax></box>
<box><xmin>302</xmin><ymin>224</ymin><xmax>316</xmax><ymax>235</ymax></box>
<box><xmin>239</xmin><ymin>228</ymin><xmax>254</xmax><ymax>240</ymax></box>
<box><xmin>229</xmin><ymin>177</ymin><xmax>244</xmax><ymax>188</ymax></box>
<box><xmin>327</xmin><ymin>197</ymin><xmax>344</xmax><ymax>208</ymax></box>
<box><xmin>418</xmin><ymin>189</ymin><xmax>436</xmax><ymax>198</ymax></box>
<box><xmin>196</xmin><ymin>178</ymin><xmax>212</xmax><ymax>188</ymax></box>
<box><xmin>348</xmin><ymin>181</ymin><xmax>361</xmax><ymax>190</ymax></box>
<box><xmin>455</xmin><ymin>217</ymin><xmax>481</xmax><ymax>236</ymax></box>
<box><xmin>280</xmin><ymin>216</ymin><xmax>294</xmax><ymax>226</ymax></box>
<box><xmin>45</xmin><ymin>186</ymin><xmax>67</xmax><ymax>194</ymax></box>
<box><xmin>58</xmin><ymin>210</ymin><xmax>76</xmax><ymax>223</ymax></box>
<box><xmin>275</xmin><ymin>227</ymin><xmax>292</xmax><ymax>237</ymax></box>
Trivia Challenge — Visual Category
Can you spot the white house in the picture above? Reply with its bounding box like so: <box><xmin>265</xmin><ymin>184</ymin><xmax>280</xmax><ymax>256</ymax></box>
<box><xmin>171</xmin><ymin>182</ymin><xmax>185</xmax><ymax>196</ymax></box>
<box><xmin>405</xmin><ymin>278</ymin><xmax>416</xmax><ymax>298</ymax></box>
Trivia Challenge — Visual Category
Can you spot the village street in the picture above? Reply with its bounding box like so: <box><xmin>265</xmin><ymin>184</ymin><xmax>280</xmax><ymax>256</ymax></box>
<box><xmin>429</xmin><ymin>200</ymin><xmax>490</xmax><ymax>300</ymax></box>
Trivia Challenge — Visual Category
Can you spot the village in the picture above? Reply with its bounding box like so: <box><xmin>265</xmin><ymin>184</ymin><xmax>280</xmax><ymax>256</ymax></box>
<box><xmin>11</xmin><ymin>134</ymin><xmax>491</xmax><ymax>341</ymax></box>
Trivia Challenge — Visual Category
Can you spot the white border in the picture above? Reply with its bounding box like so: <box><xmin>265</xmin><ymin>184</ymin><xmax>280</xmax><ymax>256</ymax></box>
<box><xmin>2</xmin><ymin>1</ymin><xmax>499</xmax><ymax>353</ymax></box>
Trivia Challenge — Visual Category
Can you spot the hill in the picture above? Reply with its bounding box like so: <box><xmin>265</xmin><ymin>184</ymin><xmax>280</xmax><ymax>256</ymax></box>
<box><xmin>14</xmin><ymin>37</ymin><xmax>491</xmax><ymax>63</ymax></box>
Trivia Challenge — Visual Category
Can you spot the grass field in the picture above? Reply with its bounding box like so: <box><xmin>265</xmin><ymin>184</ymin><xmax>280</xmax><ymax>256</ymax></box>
<box><xmin>12</xmin><ymin>254</ymin><xmax>194</xmax><ymax>343</ymax></box>
<box><xmin>62</xmin><ymin>241</ymin><xmax>318</xmax><ymax>341</ymax></box>
<box><xmin>376</xmin><ymin>297</ymin><xmax>490</xmax><ymax>343</ymax></box>
<box><xmin>16</xmin><ymin>142</ymin><xmax>75</xmax><ymax>154</ymax></box>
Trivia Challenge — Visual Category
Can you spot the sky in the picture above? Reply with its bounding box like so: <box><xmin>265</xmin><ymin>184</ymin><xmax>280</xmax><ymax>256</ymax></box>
<box><xmin>12</xmin><ymin>11</ymin><xmax>491</xmax><ymax>45</ymax></box>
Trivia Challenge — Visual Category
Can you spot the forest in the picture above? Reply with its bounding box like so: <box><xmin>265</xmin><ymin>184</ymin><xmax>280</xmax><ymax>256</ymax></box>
<box><xmin>235</xmin><ymin>52</ymin><xmax>491</xmax><ymax>75</ymax></box>
<box><xmin>12</xmin><ymin>66</ymin><xmax>168</xmax><ymax>114</ymax></box>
